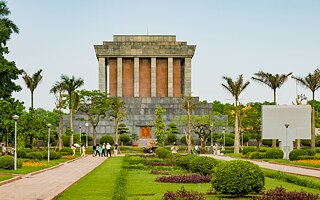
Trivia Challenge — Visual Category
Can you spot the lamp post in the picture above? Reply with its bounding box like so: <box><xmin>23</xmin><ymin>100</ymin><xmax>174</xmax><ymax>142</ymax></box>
<box><xmin>223</xmin><ymin>127</ymin><xmax>226</xmax><ymax>148</ymax></box>
<box><xmin>79</xmin><ymin>126</ymin><xmax>82</xmax><ymax>155</ymax></box>
<box><xmin>284</xmin><ymin>123</ymin><xmax>290</xmax><ymax>159</ymax></box>
<box><xmin>47</xmin><ymin>123</ymin><xmax>51</xmax><ymax>163</ymax></box>
<box><xmin>85</xmin><ymin>123</ymin><xmax>89</xmax><ymax>148</ymax></box>
<box><xmin>12</xmin><ymin>115</ymin><xmax>19</xmax><ymax>171</ymax></box>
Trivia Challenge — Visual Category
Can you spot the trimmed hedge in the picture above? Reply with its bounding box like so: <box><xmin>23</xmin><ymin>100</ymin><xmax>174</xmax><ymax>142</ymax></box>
<box><xmin>176</xmin><ymin>155</ymin><xmax>196</xmax><ymax>170</ymax></box>
<box><xmin>305</xmin><ymin>149</ymin><xmax>316</xmax><ymax>156</ymax></box>
<box><xmin>297</xmin><ymin>156</ymin><xmax>320</xmax><ymax>160</ymax></box>
<box><xmin>43</xmin><ymin>151</ymin><xmax>61</xmax><ymax>159</ymax></box>
<box><xmin>112</xmin><ymin>169</ymin><xmax>128</xmax><ymax>200</ymax></box>
<box><xmin>265</xmin><ymin>148</ymin><xmax>284</xmax><ymax>159</ymax></box>
<box><xmin>249</xmin><ymin>152</ymin><xmax>266</xmax><ymax>159</ymax></box>
<box><xmin>155</xmin><ymin>147</ymin><xmax>172</xmax><ymax>159</ymax></box>
<box><xmin>289</xmin><ymin>149</ymin><xmax>308</xmax><ymax>161</ymax></box>
<box><xmin>17</xmin><ymin>150</ymin><xmax>27</xmax><ymax>158</ymax></box>
<box><xmin>212</xmin><ymin>160</ymin><xmax>265</xmax><ymax>196</ymax></box>
<box><xmin>27</xmin><ymin>152</ymin><xmax>44</xmax><ymax>161</ymax></box>
<box><xmin>60</xmin><ymin>147</ymin><xmax>73</xmax><ymax>155</ymax></box>
<box><xmin>189</xmin><ymin>156</ymin><xmax>218</xmax><ymax>175</ymax></box>
<box><xmin>242</xmin><ymin>147</ymin><xmax>256</xmax><ymax>155</ymax></box>
<box><xmin>99</xmin><ymin>134</ymin><xmax>114</xmax><ymax>145</ymax></box>
<box><xmin>0</xmin><ymin>156</ymin><xmax>15</xmax><ymax>170</ymax></box>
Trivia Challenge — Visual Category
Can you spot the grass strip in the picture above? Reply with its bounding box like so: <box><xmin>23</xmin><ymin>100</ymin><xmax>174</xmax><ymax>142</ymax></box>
<box><xmin>112</xmin><ymin>169</ymin><xmax>128</xmax><ymax>200</ymax></box>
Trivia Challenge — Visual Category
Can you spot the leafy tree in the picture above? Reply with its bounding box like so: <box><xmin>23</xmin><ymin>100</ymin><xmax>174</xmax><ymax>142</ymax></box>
<box><xmin>60</xmin><ymin>75</ymin><xmax>84</xmax><ymax>145</ymax></box>
<box><xmin>22</xmin><ymin>69</ymin><xmax>43</xmax><ymax>109</ymax></box>
<box><xmin>252</xmin><ymin>71</ymin><xmax>292</xmax><ymax>148</ymax></box>
<box><xmin>108</xmin><ymin>97</ymin><xmax>127</xmax><ymax>145</ymax></box>
<box><xmin>118</xmin><ymin>123</ymin><xmax>129</xmax><ymax>135</ymax></box>
<box><xmin>154</xmin><ymin>105</ymin><xmax>166</xmax><ymax>146</ymax></box>
<box><xmin>222</xmin><ymin>74</ymin><xmax>250</xmax><ymax>153</ymax></box>
<box><xmin>181</xmin><ymin>95</ymin><xmax>195</xmax><ymax>154</ymax></box>
<box><xmin>166</xmin><ymin>122</ymin><xmax>180</xmax><ymax>135</ymax></box>
<box><xmin>77</xmin><ymin>90</ymin><xmax>109</xmax><ymax>146</ymax></box>
<box><xmin>293</xmin><ymin>69</ymin><xmax>320</xmax><ymax>150</ymax></box>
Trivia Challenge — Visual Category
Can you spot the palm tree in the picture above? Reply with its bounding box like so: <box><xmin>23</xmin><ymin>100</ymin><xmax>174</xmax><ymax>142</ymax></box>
<box><xmin>292</xmin><ymin>69</ymin><xmax>320</xmax><ymax>151</ymax></box>
<box><xmin>252</xmin><ymin>71</ymin><xmax>292</xmax><ymax>148</ymax></box>
<box><xmin>50</xmin><ymin>81</ymin><xmax>64</xmax><ymax>150</ymax></box>
<box><xmin>61</xmin><ymin>75</ymin><xmax>84</xmax><ymax>146</ymax></box>
<box><xmin>222</xmin><ymin>74</ymin><xmax>250</xmax><ymax>154</ymax></box>
<box><xmin>22</xmin><ymin>69</ymin><xmax>43</xmax><ymax>109</ymax></box>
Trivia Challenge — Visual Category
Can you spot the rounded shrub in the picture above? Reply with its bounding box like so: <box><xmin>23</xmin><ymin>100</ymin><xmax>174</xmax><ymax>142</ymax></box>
<box><xmin>305</xmin><ymin>149</ymin><xmax>316</xmax><ymax>156</ymax></box>
<box><xmin>289</xmin><ymin>149</ymin><xmax>308</xmax><ymax>161</ymax></box>
<box><xmin>248</xmin><ymin>152</ymin><xmax>266</xmax><ymax>159</ymax></box>
<box><xmin>211</xmin><ymin>160</ymin><xmax>265</xmax><ymax>196</ymax></box>
<box><xmin>176</xmin><ymin>155</ymin><xmax>197</xmax><ymax>170</ymax></box>
<box><xmin>43</xmin><ymin>151</ymin><xmax>61</xmax><ymax>160</ymax></box>
<box><xmin>27</xmin><ymin>152</ymin><xmax>44</xmax><ymax>161</ymax></box>
<box><xmin>17</xmin><ymin>150</ymin><xmax>27</xmax><ymax>158</ymax></box>
<box><xmin>265</xmin><ymin>148</ymin><xmax>284</xmax><ymax>159</ymax></box>
<box><xmin>242</xmin><ymin>147</ymin><xmax>256</xmax><ymax>155</ymax></box>
<box><xmin>155</xmin><ymin>147</ymin><xmax>172</xmax><ymax>159</ymax></box>
<box><xmin>119</xmin><ymin>134</ymin><xmax>130</xmax><ymax>145</ymax></box>
<box><xmin>0</xmin><ymin>156</ymin><xmax>14</xmax><ymax>170</ymax></box>
<box><xmin>301</xmin><ymin>139</ymin><xmax>311</xmax><ymax>147</ymax></box>
<box><xmin>166</xmin><ymin>133</ymin><xmax>177</xmax><ymax>144</ymax></box>
<box><xmin>189</xmin><ymin>156</ymin><xmax>218</xmax><ymax>175</ymax></box>
<box><xmin>60</xmin><ymin>147</ymin><xmax>73</xmax><ymax>155</ymax></box>
<box><xmin>224</xmin><ymin>137</ymin><xmax>234</xmax><ymax>146</ymax></box>
<box><xmin>62</xmin><ymin>134</ymin><xmax>70</xmax><ymax>147</ymax></box>
<box><xmin>262</xmin><ymin>139</ymin><xmax>279</xmax><ymax>147</ymax></box>
<box><xmin>99</xmin><ymin>134</ymin><xmax>114</xmax><ymax>145</ymax></box>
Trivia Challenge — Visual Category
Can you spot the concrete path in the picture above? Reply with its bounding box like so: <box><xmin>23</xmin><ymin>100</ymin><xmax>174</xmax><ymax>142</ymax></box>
<box><xmin>0</xmin><ymin>156</ymin><xmax>108</xmax><ymax>200</ymax></box>
<box><xmin>203</xmin><ymin>154</ymin><xmax>320</xmax><ymax>178</ymax></box>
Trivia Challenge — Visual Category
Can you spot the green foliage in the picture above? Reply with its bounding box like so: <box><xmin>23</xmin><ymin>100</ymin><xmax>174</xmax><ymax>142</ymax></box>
<box><xmin>262</xmin><ymin>139</ymin><xmax>279</xmax><ymax>147</ymax></box>
<box><xmin>223</xmin><ymin>136</ymin><xmax>234</xmax><ymax>146</ymax></box>
<box><xmin>248</xmin><ymin>152</ymin><xmax>266</xmax><ymax>159</ymax></box>
<box><xmin>166</xmin><ymin>122</ymin><xmax>180</xmax><ymax>134</ymax></box>
<box><xmin>242</xmin><ymin>147</ymin><xmax>256</xmax><ymax>155</ymax></box>
<box><xmin>0</xmin><ymin>155</ymin><xmax>21</xmax><ymax>170</ymax></box>
<box><xmin>62</xmin><ymin>134</ymin><xmax>70</xmax><ymax>147</ymax></box>
<box><xmin>305</xmin><ymin>149</ymin><xmax>316</xmax><ymax>156</ymax></box>
<box><xmin>43</xmin><ymin>151</ymin><xmax>61</xmax><ymax>159</ymax></box>
<box><xmin>189</xmin><ymin>156</ymin><xmax>218</xmax><ymax>175</ymax></box>
<box><xmin>112</xmin><ymin>169</ymin><xmax>128</xmax><ymax>200</ymax></box>
<box><xmin>99</xmin><ymin>134</ymin><xmax>114</xmax><ymax>145</ymax></box>
<box><xmin>180</xmin><ymin>135</ymin><xmax>193</xmax><ymax>145</ymax></box>
<box><xmin>301</xmin><ymin>139</ymin><xmax>311</xmax><ymax>147</ymax></box>
<box><xmin>289</xmin><ymin>149</ymin><xmax>309</xmax><ymax>161</ymax></box>
<box><xmin>119</xmin><ymin>134</ymin><xmax>130</xmax><ymax>145</ymax></box>
<box><xmin>265</xmin><ymin>148</ymin><xmax>284</xmax><ymax>159</ymax></box>
<box><xmin>212</xmin><ymin>160</ymin><xmax>265</xmax><ymax>196</ymax></box>
<box><xmin>155</xmin><ymin>147</ymin><xmax>172</xmax><ymax>159</ymax></box>
<box><xmin>154</xmin><ymin>106</ymin><xmax>166</xmax><ymax>146</ymax></box>
<box><xmin>176</xmin><ymin>155</ymin><xmax>197</xmax><ymax>170</ymax></box>
<box><xmin>166</xmin><ymin>133</ymin><xmax>177</xmax><ymax>144</ymax></box>
<box><xmin>26</xmin><ymin>152</ymin><xmax>44</xmax><ymax>161</ymax></box>
<box><xmin>17</xmin><ymin>149</ymin><xmax>27</xmax><ymax>158</ymax></box>
<box><xmin>298</xmin><ymin>156</ymin><xmax>320</xmax><ymax>160</ymax></box>
<box><xmin>60</xmin><ymin>147</ymin><xmax>73</xmax><ymax>155</ymax></box>
<box><xmin>118</xmin><ymin>123</ymin><xmax>129</xmax><ymax>135</ymax></box>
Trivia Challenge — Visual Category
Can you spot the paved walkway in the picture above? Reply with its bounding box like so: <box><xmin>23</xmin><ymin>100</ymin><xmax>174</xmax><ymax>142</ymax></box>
<box><xmin>203</xmin><ymin>154</ymin><xmax>320</xmax><ymax>178</ymax></box>
<box><xmin>0</xmin><ymin>156</ymin><xmax>108</xmax><ymax>200</ymax></box>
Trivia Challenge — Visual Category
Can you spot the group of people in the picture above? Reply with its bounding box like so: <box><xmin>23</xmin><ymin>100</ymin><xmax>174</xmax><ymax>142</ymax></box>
<box><xmin>93</xmin><ymin>143</ymin><xmax>118</xmax><ymax>157</ymax></box>
<box><xmin>71</xmin><ymin>144</ymin><xmax>86</xmax><ymax>157</ymax></box>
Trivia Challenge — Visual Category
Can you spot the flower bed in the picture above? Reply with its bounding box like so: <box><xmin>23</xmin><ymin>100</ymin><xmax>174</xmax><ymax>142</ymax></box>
<box><xmin>22</xmin><ymin>161</ymin><xmax>47</xmax><ymax>167</ymax></box>
<box><xmin>61</xmin><ymin>155</ymin><xmax>76</xmax><ymax>160</ymax></box>
<box><xmin>292</xmin><ymin>160</ymin><xmax>320</xmax><ymax>167</ymax></box>
<box><xmin>144</xmin><ymin>162</ymin><xmax>174</xmax><ymax>166</ymax></box>
<box><xmin>156</xmin><ymin>174</ymin><xmax>211</xmax><ymax>183</ymax></box>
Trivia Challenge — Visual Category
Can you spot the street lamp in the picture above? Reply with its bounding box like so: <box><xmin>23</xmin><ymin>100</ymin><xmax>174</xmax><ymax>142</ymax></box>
<box><xmin>79</xmin><ymin>126</ymin><xmax>82</xmax><ymax>155</ymax></box>
<box><xmin>284</xmin><ymin>123</ymin><xmax>290</xmax><ymax>159</ymax></box>
<box><xmin>85</xmin><ymin>123</ymin><xmax>89</xmax><ymax>148</ymax></box>
<box><xmin>223</xmin><ymin>127</ymin><xmax>226</xmax><ymax>148</ymax></box>
<box><xmin>12</xmin><ymin>115</ymin><xmax>19</xmax><ymax>171</ymax></box>
<box><xmin>47</xmin><ymin>123</ymin><xmax>51</xmax><ymax>163</ymax></box>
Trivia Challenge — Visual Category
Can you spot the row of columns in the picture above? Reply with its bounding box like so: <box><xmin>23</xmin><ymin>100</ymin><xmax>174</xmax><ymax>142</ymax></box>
<box><xmin>98</xmin><ymin>57</ymin><xmax>191</xmax><ymax>97</ymax></box>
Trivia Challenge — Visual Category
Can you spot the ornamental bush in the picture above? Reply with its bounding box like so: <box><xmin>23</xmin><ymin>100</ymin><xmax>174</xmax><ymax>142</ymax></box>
<box><xmin>211</xmin><ymin>160</ymin><xmax>265</xmax><ymax>196</ymax></box>
<box><xmin>289</xmin><ymin>149</ymin><xmax>308</xmax><ymax>161</ymax></box>
<box><xmin>265</xmin><ymin>148</ymin><xmax>284</xmax><ymax>159</ymax></box>
<box><xmin>99</xmin><ymin>134</ymin><xmax>114</xmax><ymax>145</ymax></box>
<box><xmin>155</xmin><ymin>147</ymin><xmax>172</xmax><ymax>159</ymax></box>
<box><xmin>305</xmin><ymin>149</ymin><xmax>316</xmax><ymax>156</ymax></box>
<box><xmin>17</xmin><ymin>149</ymin><xmax>27</xmax><ymax>158</ymax></box>
<box><xmin>60</xmin><ymin>147</ymin><xmax>73</xmax><ymax>155</ymax></box>
<box><xmin>248</xmin><ymin>152</ymin><xmax>266</xmax><ymax>159</ymax></box>
<box><xmin>242</xmin><ymin>147</ymin><xmax>256</xmax><ymax>155</ymax></box>
<box><xmin>189</xmin><ymin>156</ymin><xmax>218</xmax><ymax>175</ymax></box>
<box><xmin>224</xmin><ymin>137</ymin><xmax>234</xmax><ymax>146</ymax></box>
<box><xmin>119</xmin><ymin>134</ymin><xmax>130</xmax><ymax>145</ymax></box>
<box><xmin>0</xmin><ymin>156</ymin><xmax>14</xmax><ymax>170</ymax></box>
<box><xmin>27</xmin><ymin>152</ymin><xmax>44</xmax><ymax>161</ymax></box>
<box><xmin>166</xmin><ymin>133</ymin><xmax>177</xmax><ymax>144</ymax></box>
<box><xmin>163</xmin><ymin>187</ymin><xmax>205</xmax><ymax>200</ymax></box>
<box><xmin>43</xmin><ymin>151</ymin><xmax>61</xmax><ymax>160</ymax></box>
<box><xmin>156</xmin><ymin>174</ymin><xmax>211</xmax><ymax>183</ymax></box>
<box><xmin>176</xmin><ymin>155</ymin><xmax>196</xmax><ymax>170</ymax></box>
<box><xmin>253</xmin><ymin>186</ymin><xmax>318</xmax><ymax>200</ymax></box>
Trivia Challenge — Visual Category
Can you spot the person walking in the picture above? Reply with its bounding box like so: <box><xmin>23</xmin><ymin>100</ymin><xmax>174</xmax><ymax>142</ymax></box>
<box><xmin>81</xmin><ymin>144</ymin><xmax>86</xmax><ymax>157</ymax></box>
<box><xmin>101</xmin><ymin>143</ymin><xmax>106</xmax><ymax>157</ymax></box>
<box><xmin>71</xmin><ymin>144</ymin><xmax>76</xmax><ymax>156</ymax></box>
<box><xmin>1</xmin><ymin>144</ymin><xmax>6</xmax><ymax>156</ymax></box>
<box><xmin>106</xmin><ymin>143</ymin><xmax>111</xmax><ymax>157</ymax></box>
<box><xmin>171</xmin><ymin>142</ymin><xmax>178</xmax><ymax>154</ymax></box>
<box><xmin>95</xmin><ymin>144</ymin><xmax>100</xmax><ymax>157</ymax></box>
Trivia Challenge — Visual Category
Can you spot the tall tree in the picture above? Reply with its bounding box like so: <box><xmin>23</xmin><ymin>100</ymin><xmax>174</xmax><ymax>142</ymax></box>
<box><xmin>108</xmin><ymin>98</ymin><xmax>127</xmax><ymax>145</ymax></box>
<box><xmin>77</xmin><ymin>90</ymin><xmax>109</xmax><ymax>146</ymax></box>
<box><xmin>252</xmin><ymin>71</ymin><xmax>292</xmax><ymax>148</ymax></box>
<box><xmin>22</xmin><ymin>69</ymin><xmax>43</xmax><ymax>109</ymax></box>
<box><xmin>154</xmin><ymin>105</ymin><xmax>166</xmax><ymax>146</ymax></box>
<box><xmin>292</xmin><ymin>69</ymin><xmax>320</xmax><ymax>150</ymax></box>
<box><xmin>222</xmin><ymin>74</ymin><xmax>250</xmax><ymax>153</ymax></box>
<box><xmin>181</xmin><ymin>95</ymin><xmax>195</xmax><ymax>154</ymax></box>
<box><xmin>60</xmin><ymin>75</ymin><xmax>84</xmax><ymax>145</ymax></box>
<box><xmin>50</xmin><ymin>81</ymin><xmax>65</xmax><ymax>150</ymax></box>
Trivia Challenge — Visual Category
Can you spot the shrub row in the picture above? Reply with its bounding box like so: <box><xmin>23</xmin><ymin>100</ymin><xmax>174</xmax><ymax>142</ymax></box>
<box><xmin>112</xmin><ymin>169</ymin><xmax>128</xmax><ymax>200</ymax></box>
<box><xmin>26</xmin><ymin>151</ymin><xmax>61</xmax><ymax>161</ymax></box>
<box><xmin>298</xmin><ymin>156</ymin><xmax>320</xmax><ymax>160</ymax></box>
<box><xmin>144</xmin><ymin>162</ymin><xmax>174</xmax><ymax>166</ymax></box>
<box><xmin>175</xmin><ymin>155</ymin><xmax>218</xmax><ymax>175</ymax></box>
<box><xmin>0</xmin><ymin>156</ymin><xmax>21</xmax><ymax>170</ymax></box>
<box><xmin>163</xmin><ymin>187</ymin><xmax>205</xmax><ymax>200</ymax></box>
<box><xmin>156</xmin><ymin>175</ymin><xmax>211</xmax><ymax>183</ymax></box>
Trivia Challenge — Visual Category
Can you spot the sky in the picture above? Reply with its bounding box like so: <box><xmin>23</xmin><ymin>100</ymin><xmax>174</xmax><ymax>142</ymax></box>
<box><xmin>5</xmin><ymin>1</ymin><xmax>320</xmax><ymax>111</ymax></box>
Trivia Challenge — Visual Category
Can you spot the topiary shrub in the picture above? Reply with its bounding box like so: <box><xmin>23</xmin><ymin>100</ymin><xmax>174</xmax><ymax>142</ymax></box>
<box><xmin>17</xmin><ymin>150</ymin><xmax>27</xmax><ymax>158</ymax></box>
<box><xmin>60</xmin><ymin>147</ymin><xmax>73</xmax><ymax>155</ymax></box>
<box><xmin>248</xmin><ymin>152</ymin><xmax>266</xmax><ymax>159</ymax></box>
<box><xmin>155</xmin><ymin>147</ymin><xmax>172</xmax><ymax>159</ymax></box>
<box><xmin>189</xmin><ymin>156</ymin><xmax>218</xmax><ymax>175</ymax></box>
<box><xmin>242</xmin><ymin>147</ymin><xmax>256</xmax><ymax>155</ymax></box>
<box><xmin>305</xmin><ymin>149</ymin><xmax>316</xmax><ymax>156</ymax></box>
<box><xmin>27</xmin><ymin>152</ymin><xmax>44</xmax><ymax>161</ymax></box>
<box><xmin>211</xmin><ymin>160</ymin><xmax>265</xmax><ymax>196</ymax></box>
<box><xmin>262</xmin><ymin>139</ymin><xmax>279</xmax><ymax>147</ymax></box>
<box><xmin>176</xmin><ymin>155</ymin><xmax>196</xmax><ymax>171</ymax></box>
<box><xmin>301</xmin><ymin>139</ymin><xmax>311</xmax><ymax>147</ymax></box>
<box><xmin>99</xmin><ymin>134</ymin><xmax>114</xmax><ymax>145</ymax></box>
<box><xmin>224</xmin><ymin>137</ymin><xmax>234</xmax><ymax>146</ymax></box>
<box><xmin>43</xmin><ymin>151</ymin><xmax>61</xmax><ymax>160</ymax></box>
<box><xmin>265</xmin><ymin>148</ymin><xmax>284</xmax><ymax>159</ymax></box>
<box><xmin>289</xmin><ymin>149</ymin><xmax>308</xmax><ymax>161</ymax></box>
<box><xmin>0</xmin><ymin>156</ymin><xmax>14</xmax><ymax>170</ymax></box>
<box><xmin>166</xmin><ymin>133</ymin><xmax>177</xmax><ymax>144</ymax></box>
<box><xmin>180</xmin><ymin>136</ymin><xmax>193</xmax><ymax>145</ymax></box>
<box><xmin>119</xmin><ymin>134</ymin><xmax>130</xmax><ymax>145</ymax></box>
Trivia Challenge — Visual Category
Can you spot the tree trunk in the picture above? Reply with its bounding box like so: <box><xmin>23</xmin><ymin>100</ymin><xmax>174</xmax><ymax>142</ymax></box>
<box><xmin>115</xmin><ymin>118</ymin><xmax>119</xmax><ymax>145</ymax></box>
<box><xmin>234</xmin><ymin>106</ymin><xmax>240</xmax><ymax>154</ymax></box>
<box><xmin>272</xmin><ymin>89</ymin><xmax>277</xmax><ymax>148</ymax></box>
<box><xmin>93</xmin><ymin>125</ymin><xmax>97</xmax><ymax>146</ymax></box>
<box><xmin>58</xmin><ymin>98</ymin><xmax>63</xmax><ymax>150</ymax></box>
<box><xmin>31</xmin><ymin>91</ymin><xmax>34</xmax><ymax>110</ymax></box>
<box><xmin>69</xmin><ymin>108</ymin><xmax>74</xmax><ymax>146</ymax></box>
<box><xmin>186</xmin><ymin>102</ymin><xmax>192</xmax><ymax>154</ymax></box>
<box><xmin>296</xmin><ymin>139</ymin><xmax>301</xmax><ymax>149</ymax></box>
<box><xmin>256</xmin><ymin>139</ymin><xmax>260</xmax><ymax>151</ymax></box>
<box><xmin>311</xmin><ymin>92</ymin><xmax>316</xmax><ymax>150</ymax></box>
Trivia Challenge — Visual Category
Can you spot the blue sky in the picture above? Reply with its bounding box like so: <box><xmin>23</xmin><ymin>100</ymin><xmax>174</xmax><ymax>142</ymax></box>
<box><xmin>5</xmin><ymin>1</ymin><xmax>320</xmax><ymax>110</ymax></box>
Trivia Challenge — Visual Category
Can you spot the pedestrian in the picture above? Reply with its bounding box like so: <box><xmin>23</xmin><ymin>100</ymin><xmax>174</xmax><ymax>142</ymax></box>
<box><xmin>106</xmin><ymin>143</ymin><xmax>111</xmax><ymax>157</ymax></box>
<box><xmin>114</xmin><ymin>143</ymin><xmax>118</xmax><ymax>156</ymax></box>
<box><xmin>170</xmin><ymin>142</ymin><xmax>178</xmax><ymax>154</ymax></box>
<box><xmin>195</xmin><ymin>145</ymin><xmax>200</xmax><ymax>155</ymax></box>
<box><xmin>1</xmin><ymin>144</ymin><xmax>6</xmax><ymax>156</ymax></box>
<box><xmin>95</xmin><ymin>144</ymin><xmax>100</xmax><ymax>157</ymax></box>
<box><xmin>101</xmin><ymin>143</ymin><xmax>106</xmax><ymax>157</ymax></box>
<box><xmin>92</xmin><ymin>144</ymin><xmax>96</xmax><ymax>157</ymax></box>
<box><xmin>71</xmin><ymin>144</ymin><xmax>76</xmax><ymax>156</ymax></box>
<box><xmin>81</xmin><ymin>144</ymin><xmax>86</xmax><ymax>157</ymax></box>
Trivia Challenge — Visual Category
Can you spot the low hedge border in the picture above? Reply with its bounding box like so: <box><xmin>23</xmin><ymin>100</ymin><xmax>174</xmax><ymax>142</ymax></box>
<box><xmin>112</xmin><ymin>169</ymin><xmax>128</xmax><ymax>200</ymax></box>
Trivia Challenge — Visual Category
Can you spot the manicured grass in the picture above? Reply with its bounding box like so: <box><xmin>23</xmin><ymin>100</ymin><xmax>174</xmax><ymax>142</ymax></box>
<box><xmin>265</xmin><ymin>158</ymin><xmax>320</xmax><ymax>168</ymax></box>
<box><xmin>56</xmin><ymin>157</ymin><xmax>123</xmax><ymax>200</ymax></box>
<box><xmin>265</xmin><ymin>177</ymin><xmax>320</xmax><ymax>194</ymax></box>
<box><xmin>0</xmin><ymin>158</ymin><xmax>71</xmax><ymax>174</ymax></box>
<box><xmin>0</xmin><ymin>175</ymin><xmax>13</xmax><ymax>181</ymax></box>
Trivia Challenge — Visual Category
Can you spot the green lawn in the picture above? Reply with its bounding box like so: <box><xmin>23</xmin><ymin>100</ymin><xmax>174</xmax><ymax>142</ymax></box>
<box><xmin>0</xmin><ymin>175</ymin><xmax>13</xmax><ymax>182</ymax></box>
<box><xmin>56</xmin><ymin>157</ymin><xmax>123</xmax><ymax>200</ymax></box>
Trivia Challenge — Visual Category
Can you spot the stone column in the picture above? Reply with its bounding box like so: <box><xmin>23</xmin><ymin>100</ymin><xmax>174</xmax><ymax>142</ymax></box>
<box><xmin>184</xmin><ymin>57</ymin><xmax>192</xmax><ymax>96</ymax></box>
<box><xmin>168</xmin><ymin>57</ymin><xmax>173</xmax><ymax>97</ymax></box>
<box><xmin>98</xmin><ymin>57</ymin><xmax>106</xmax><ymax>93</ymax></box>
<box><xmin>117</xmin><ymin>57</ymin><xmax>122</xmax><ymax>97</ymax></box>
<box><xmin>134</xmin><ymin>57</ymin><xmax>139</xmax><ymax>97</ymax></box>
<box><xmin>151</xmin><ymin>58</ymin><xmax>156</xmax><ymax>97</ymax></box>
